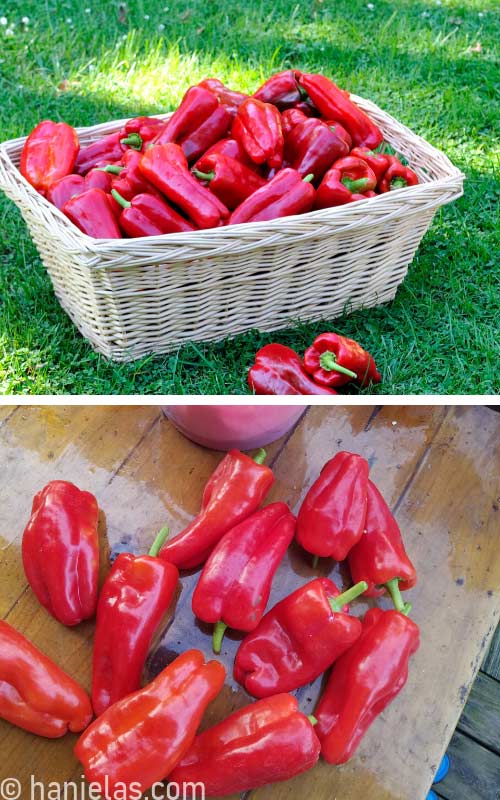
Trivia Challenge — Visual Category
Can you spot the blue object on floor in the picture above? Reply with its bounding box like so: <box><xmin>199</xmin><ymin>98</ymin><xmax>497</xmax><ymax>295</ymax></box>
<box><xmin>434</xmin><ymin>754</ymin><xmax>450</xmax><ymax>784</ymax></box>
<box><xmin>426</xmin><ymin>792</ymin><xmax>438</xmax><ymax>800</ymax></box>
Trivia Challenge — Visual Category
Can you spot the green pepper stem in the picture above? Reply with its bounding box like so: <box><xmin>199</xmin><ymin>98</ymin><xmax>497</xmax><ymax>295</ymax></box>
<box><xmin>303</xmin><ymin>173</ymin><xmax>314</xmax><ymax>183</ymax></box>
<box><xmin>120</xmin><ymin>133</ymin><xmax>143</xmax><ymax>150</ymax></box>
<box><xmin>312</xmin><ymin>554</ymin><xmax>319</xmax><ymax>569</ymax></box>
<box><xmin>95</xmin><ymin>165</ymin><xmax>123</xmax><ymax>174</ymax></box>
<box><xmin>319</xmin><ymin>350</ymin><xmax>357</xmax><ymax>379</ymax></box>
<box><xmin>192</xmin><ymin>168</ymin><xmax>215</xmax><ymax>182</ymax></box>
<box><xmin>329</xmin><ymin>581</ymin><xmax>368</xmax><ymax>612</ymax></box>
<box><xmin>253</xmin><ymin>448</ymin><xmax>266</xmax><ymax>465</ymax></box>
<box><xmin>212</xmin><ymin>621</ymin><xmax>228</xmax><ymax>654</ymax></box>
<box><xmin>111</xmin><ymin>189</ymin><xmax>131</xmax><ymax>209</ymax></box>
<box><xmin>385</xmin><ymin>577</ymin><xmax>406</xmax><ymax>613</ymax></box>
<box><xmin>149</xmin><ymin>527</ymin><xmax>170</xmax><ymax>557</ymax></box>
<box><xmin>341</xmin><ymin>176</ymin><xmax>368</xmax><ymax>193</ymax></box>
<box><xmin>307</xmin><ymin>714</ymin><xmax>318</xmax><ymax>725</ymax></box>
<box><xmin>390</xmin><ymin>177</ymin><xmax>408</xmax><ymax>190</ymax></box>
<box><xmin>402</xmin><ymin>601</ymin><xmax>412</xmax><ymax>616</ymax></box>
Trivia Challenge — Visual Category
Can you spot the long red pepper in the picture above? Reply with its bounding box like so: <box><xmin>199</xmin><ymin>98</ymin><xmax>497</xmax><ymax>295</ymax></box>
<box><xmin>169</xmin><ymin>694</ymin><xmax>321</xmax><ymax>797</ymax></box>
<box><xmin>159</xmin><ymin>449</ymin><xmax>274</xmax><ymax>569</ymax></box>
<box><xmin>154</xmin><ymin>86</ymin><xmax>219</xmax><ymax>147</ymax></box>
<box><xmin>253</xmin><ymin>70</ymin><xmax>304</xmax><ymax>109</ymax></box>
<box><xmin>63</xmin><ymin>188</ymin><xmax>122</xmax><ymax>238</ymax></box>
<box><xmin>192</xmin><ymin>502</ymin><xmax>296</xmax><ymax>653</ymax></box>
<box><xmin>230</xmin><ymin>169</ymin><xmax>315</xmax><ymax>225</ymax></box>
<box><xmin>232</xmin><ymin>97</ymin><xmax>284</xmax><ymax>168</ymax></box>
<box><xmin>348</xmin><ymin>479</ymin><xmax>417</xmax><ymax>613</ymax></box>
<box><xmin>248</xmin><ymin>343</ymin><xmax>337</xmax><ymax>395</ymax></box>
<box><xmin>46</xmin><ymin>170</ymin><xmax>112</xmax><ymax>210</ymax></box>
<box><xmin>99</xmin><ymin>149</ymin><xmax>163</xmax><ymax>200</ymax></box>
<box><xmin>192</xmin><ymin>136</ymin><xmax>258</xmax><ymax>171</ymax></box>
<box><xmin>303</xmin><ymin>331</ymin><xmax>381</xmax><ymax>388</ymax></box>
<box><xmin>192</xmin><ymin>152</ymin><xmax>266</xmax><ymax>209</ymax></box>
<box><xmin>234</xmin><ymin>577</ymin><xmax>366</xmax><ymax>697</ymax></box>
<box><xmin>315</xmin><ymin>607</ymin><xmax>420</xmax><ymax>764</ymax></box>
<box><xmin>198</xmin><ymin>78</ymin><xmax>249</xmax><ymax>117</ymax></box>
<box><xmin>22</xmin><ymin>480</ymin><xmax>99</xmax><ymax>626</ymax></box>
<box><xmin>112</xmin><ymin>189</ymin><xmax>196</xmax><ymax>237</ymax></box>
<box><xmin>74</xmin><ymin>132</ymin><xmax>125</xmax><ymax>175</ymax></box>
<box><xmin>91</xmin><ymin>528</ymin><xmax>179</xmax><ymax>715</ymax></box>
<box><xmin>180</xmin><ymin>104</ymin><xmax>232</xmax><ymax>162</ymax></box>
<box><xmin>284</xmin><ymin>118</ymin><xmax>352</xmax><ymax>181</ymax></box>
<box><xmin>20</xmin><ymin>120</ymin><xmax>79</xmax><ymax>192</ymax></box>
<box><xmin>296</xmin><ymin>452</ymin><xmax>369</xmax><ymax>563</ymax></box>
<box><xmin>0</xmin><ymin>621</ymin><xmax>93</xmax><ymax>738</ymax></box>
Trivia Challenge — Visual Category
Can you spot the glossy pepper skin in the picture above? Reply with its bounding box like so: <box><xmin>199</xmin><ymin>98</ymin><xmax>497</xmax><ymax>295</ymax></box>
<box><xmin>349</xmin><ymin>146</ymin><xmax>391</xmax><ymax>183</ymax></box>
<box><xmin>0</xmin><ymin>621</ymin><xmax>93</xmax><ymax>738</ymax></box>
<box><xmin>139</xmin><ymin>143</ymin><xmax>229</xmax><ymax>229</ymax></box>
<box><xmin>92</xmin><ymin>529</ymin><xmax>179</xmax><ymax>715</ymax></box>
<box><xmin>314</xmin><ymin>156</ymin><xmax>377</xmax><ymax>209</ymax></box>
<box><xmin>192</xmin><ymin>152</ymin><xmax>266</xmax><ymax>209</ymax></box>
<box><xmin>180</xmin><ymin>104</ymin><xmax>232</xmax><ymax>162</ymax></box>
<box><xmin>232</xmin><ymin>97</ymin><xmax>284</xmax><ymax>169</ymax></box>
<box><xmin>22</xmin><ymin>480</ymin><xmax>99</xmax><ymax>626</ymax></box>
<box><xmin>169</xmin><ymin>693</ymin><xmax>321</xmax><ymax>797</ymax></box>
<box><xmin>297</xmin><ymin>72</ymin><xmax>383</xmax><ymax>149</ymax></box>
<box><xmin>100</xmin><ymin>149</ymin><xmax>162</xmax><ymax>201</ymax></box>
<box><xmin>192</xmin><ymin>136</ymin><xmax>257</xmax><ymax>171</ymax></box>
<box><xmin>348</xmin><ymin>480</ymin><xmax>417</xmax><ymax>612</ymax></box>
<box><xmin>248</xmin><ymin>343</ymin><xmax>337</xmax><ymax>396</ymax></box>
<box><xmin>284</xmin><ymin>118</ymin><xmax>352</xmax><ymax>181</ymax></box>
<box><xmin>315</xmin><ymin>607</ymin><xmax>420</xmax><ymax>764</ymax></box>
<box><xmin>46</xmin><ymin>169</ymin><xmax>112</xmax><ymax>210</ymax></box>
<box><xmin>154</xmin><ymin>86</ymin><xmax>220</xmax><ymax>148</ymax></box>
<box><xmin>281</xmin><ymin>107</ymin><xmax>309</xmax><ymax>137</ymax></box>
<box><xmin>63</xmin><ymin>188</ymin><xmax>122</xmax><ymax>238</ymax></box>
<box><xmin>303</xmin><ymin>331</ymin><xmax>381</xmax><ymax>388</ymax></box>
<box><xmin>74</xmin><ymin>132</ymin><xmax>125</xmax><ymax>175</ymax></box>
<box><xmin>118</xmin><ymin>116</ymin><xmax>166</xmax><ymax>151</ymax></box>
<box><xmin>192</xmin><ymin>502</ymin><xmax>296</xmax><ymax>653</ymax></box>
<box><xmin>234</xmin><ymin>577</ymin><xmax>366</xmax><ymax>697</ymax></box>
<box><xmin>253</xmin><ymin>69</ymin><xmax>303</xmax><ymax>109</ymax></box>
<box><xmin>379</xmin><ymin>155</ymin><xmax>419</xmax><ymax>192</ymax></box>
<box><xmin>20</xmin><ymin>120</ymin><xmax>79</xmax><ymax>192</ymax></box>
<box><xmin>296</xmin><ymin>451</ymin><xmax>369</xmax><ymax>561</ymax></box>
<box><xmin>75</xmin><ymin>650</ymin><xmax>225</xmax><ymax>800</ymax></box>
<box><xmin>112</xmin><ymin>189</ymin><xmax>196</xmax><ymax>237</ymax></box>
<box><xmin>159</xmin><ymin>449</ymin><xmax>274</xmax><ymax>569</ymax></box>
<box><xmin>198</xmin><ymin>78</ymin><xmax>249</xmax><ymax>117</ymax></box>
<box><xmin>230</xmin><ymin>168</ymin><xmax>315</xmax><ymax>225</ymax></box>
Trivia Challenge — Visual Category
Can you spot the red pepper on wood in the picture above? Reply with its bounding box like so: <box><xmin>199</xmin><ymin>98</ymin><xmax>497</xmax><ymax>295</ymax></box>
<box><xmin>63</xmin><ymin>188</ymin><xmax>122</xmax><ymax>238</ymax></box>
<box><xmin>314</xmin><ymin>156</ymin><xmax>377</xmax><ymax>209</ymax></box>
<box><xmin>192</xmin><ymin>152</ymin><xmax>266</xmax><ymax>209</ymax></box>
<box><xmin>159</xmin><ymin>449</ymin><xmax>274</xmax><ymax>569</ymax></box>
<box><xmin>192</xmin><ymin>502</ymin><xmax>296</xmax><ymax>653</ymax></box>
<box><xmin>303</xmin><ymin>331</ymin><xmax>381</xmax><ymax>388</ymax></box>
<box><xmin>74</xmin><ymin>132</ymin><xmax>126</xmax><ymax>175</ymax></box>
<box><xmin>75</xmin><ymin>650</ymin><xmax>225</xmax><ymax>800</ymax></box>
<box><xmin>234</xmin><ymin>577</ymin><xmax>366</xmax><ymax>697</ymax></box>
<box><xmin>0</xmin><ymin>621</ymin><xmax>93</xmax><ymax>738</ymax></box>
<box><xmin>20</xmin><ymin>120</ymin><xmax>79</xmax><ymax>191</ymax></box>
<box><xmin>112</xmin><ymin>189</ymin><xmax>196</xmax><ymax>237</ymax></box>
<box><xmin>348</xmin><ymin>480</ymin><xmax>417</xmax><ymax>613</ymax></box>
<box><xmin>169</xmin><ymin>694</ymin><xmax>321</xmax><ymax>797</ymax></box>
<box><xmin>198</xmin><ymin>78</ymin><xmax>249</xmax><ymax>117</ymax></box>
<box><xmin>284</xmin><ymin>118</ymin><xmax>352</xmax><ymax>181</ymax></box>
<box><xmin>92</xmin><ymin>528</ymin><xmax>179</xmax><ymax>715</ymax></box>
<box><xmin>22</xmin><ymin>480</ymin><xmax>99</xmax><ymax>626</ymax></box>
<box><xmin>248</xmin><ymin>343</ymin><xmax>337</xmax><ymax>395</ymax></box>
<box><xmin>232</xmin><ymin>97</ymin><xmax>284</xmax><ymax>169</ymax></box>
<box><xmin>253</xmin><ymin>70</ymin><xmax>304</xmax><ymax>109</ymax></box>
<box><xmin>315</xmin><ymin>607</ymin><xmax>420</xmax><ymax>764</ymax></box>
<box><xmin>46</xmin><ymin>169</ymin><xmax>112</xmax><ymax>210</ymax></box>
<box><xmin>296</xmin><ymin>451</ymin><xmax>369</xmax><ymax>562</ymax></box>
<box><xmin>230</xmin><ymin>168</ymin><xmax>315</xmax><ymax>225</ymax></box>
<box><xmin>379</xmin><ymin>155</ymin><xmax>419</xmax><ymax>192</ymax></box>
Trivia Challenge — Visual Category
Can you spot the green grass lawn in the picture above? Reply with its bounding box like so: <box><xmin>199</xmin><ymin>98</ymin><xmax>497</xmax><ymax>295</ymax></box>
<box><xmin>0</xmin><ymin>0</ymin><xmax>498</xmax><ymax>395</ymax></box>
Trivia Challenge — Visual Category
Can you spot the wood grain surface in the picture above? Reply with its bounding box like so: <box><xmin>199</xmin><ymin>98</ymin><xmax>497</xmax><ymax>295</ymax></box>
<box><xmin>0</xmin><ymin>405</ymin><xmax>499</xmax><ymax>800</ymax></box>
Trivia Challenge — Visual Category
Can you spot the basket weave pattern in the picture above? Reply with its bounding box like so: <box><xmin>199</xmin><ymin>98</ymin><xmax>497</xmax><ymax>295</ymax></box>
<box><xmin>0</xmin><ymin>96</ymin><xmax>464</xmax><ymax>361</ymax></box>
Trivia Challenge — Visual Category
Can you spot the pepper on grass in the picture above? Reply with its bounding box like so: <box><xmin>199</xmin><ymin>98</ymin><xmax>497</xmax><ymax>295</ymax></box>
<box><xmin>75</xmin><ymin>650</ymin><xmax>225</xmax><ymax>800</ymax></box>
<box><xmin>139</xmin><ymin>143</ymin><xmax>229</xmax><ymax>229</ymax></box>
<box><xmin>348</xmin><ymin>480</ymin><xmax>417</xmax><ymax>614</ymax></box>
<box><xmin>198</xmin><ymin>78</ymin><xmax>249</xmax><ymax>117</ymax></box>
<box><xmin>315</xmin><ymin>607</ymin><xmax>420</xmax><ymax>764</ymax></box>
<box><xmin>314</xmin><ymin>156</ymin><xmax>377</xmax><ymax>209</ymax></box>
<box><xmin>159</xmin><ymin>449</ymin><xmax>274</xmax><ymax>569</ymax></box>
<box><xmin>46</xmin><ymin>170</ymin><xmax>112</xmax><ymax>210</ymax></box>
<box><xmin>74</xmin><ymin>132</ymin><xmax>126</xmax><ymax>175</ymax></box>
<box><xmin>22</xmin><ymin>480</ymin><xmax>99</xmax><ymax>626</ymax></box>
<box><xmin>230</xmin><ymin>168</ymin><xmax>315</xmax><ymax>225</ymax></box>
<box><xmin>0</xmin><ymin>621</ymin><xmax>93</xmax><ymax>738</ymax></box>
<box><xmin>20</xmin><ymin>120</ymin><xmax>79</xmax><ymax>192</ymax></box>
<box><xmin>284</xmin><ymin>118</ymin><xmax>352</xmax><ymax>181</ymax></box>
<box><xmin>192</xmin><ymin>152</ymin><xmax>266</xmax><ymax>209</ymax></box>
<box><xmin>248</xmin><ymin>343</ymin><xmax>337</xmax><ymax>396</ymax></box>
<box><xmin>169</xmin><ymin>693</ymin><xmax>321</xmax><ymax>797</ymax></box>
<box><xmin>112</xmin><ymin>189</ymin><xmax>196</xmax><ymax>237</ymax></box>
<box><xmin>232</xmin><ymin>97</ymin><xmax>284</xmax><ymax>169</ymax></box>
<box><xmin>63</xmin><ymin>188</ymin><xmax>122</xmax><ymax>238</ymax></box>
<box><xmin>379</xmin><ymin>155</ymin><xmax>419</xmax><ymax>192</ymax></box>
<box><xmin>296</xmin><ymin>451</ymin><xmax>369</xmax><ymax>562</ymax></box>
<box><xmin>303</xmin><ymin>332</ymin><xmax>381</xmax><ymax>388</ymax></box>
<box><xmin>192</xmin><ymin>502</ymin><xmax>296</xmax><ymax>654</ymax></box>
<box><xmin>253</xmin><ymin>69</ymin><xmax>304</xmax><ymax>109</ymax></box>
<box><xmin>234</xmin><ymin>577</ymin><xmax>366</xmax><ymax>697</ymax></box>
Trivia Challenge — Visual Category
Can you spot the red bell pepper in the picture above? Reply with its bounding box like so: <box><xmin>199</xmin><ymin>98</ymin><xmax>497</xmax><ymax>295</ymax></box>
<box><xmin>159</xmin><ymin>449</ymin><xmax>274</xmax><ymax>569</ymax></box>
<box><xmin>99</xmin><ymin>149</ymin><xmax>162</xmax><ymax>200</ymax></box>
<box><xmin>169</xmin><ymin>693</ymin><xmax>321</xmax><ymax>797</ymax></box>
<box><xmin>112</xmin><ymin>189</ymin><xmax>196</xmax><ymax>237</ymax></box>
<box><xmin>230</xmin><ymin>168</ymin><xmax>315</xmax><ymax>224</ymax></box>
<box><xmin>192</xmin><ymin>136</ymin><xmax>258</xmax><ymax>171</ymax></box>
<box><xmin>234</xmin><ymin>577</ymin><xmax>366</xmax><ymax>697</ymax></box>
<box><xmin>192</xmin><ymin>502</ymin><xmax>296</xmax><ymax>653</ymax></box>
<box><xmin>232</xmin><ymin>97</ymin><xmax>284</xmax><ymax>169</ymax></box>
<box><xmin>192</xmin><ymin>152</ymin><xmax>266</xmax><ymax>209</ymax></box>
<box><xmin>198</xmin><ymin>78</ymin><xmax>249</xmax><ymax>117</ymax></box>
<box><xmin>348</xmin><ymin>479</ymin><xmax>417</xmax><ymax>613</ymax></box>
<box><xmin>284</xmin><ymin>118</ymin><xmax>352</xmax><ymax>181</ymax></box>
<box><xmin>75</xmin><ymin>649</ymin><xmax>225</xmax><ymax>800</ymax></box>
<box><xmin>46</xmin><ymin>169</ymin><xmax>112</xmax><ymax>210</ymax></box>
<box><xmin>303</xmin><ymin>331</ymin><xmax>381</xmax><ymax>388</ymax></box>
<box><xmin>74</xmin><ymin>132</ymin><xmax>126</xmax><ymax>175</ymax></box>
<box><xmin>297</xmin><ymin>72</ymin><xmax>383</xmax><ymax>149</ymax></box>
<box><xmin>248</xmin><ymin>343</ymin><xmax>337</xmax><ymax>395</ymax></box>
<box><xmin>315</xmin><ymin>607</ymin><xmax>420</xmax><ymax>764</ymax></box>
<box><xmin>118</xmin><ymin>115</ymin><xmax>166</xmax><ymax>150</ymax></box>
<box><xmin>0</xmin><ymin>621</ymin><xmax>93</xmax><ymax>738</ymax></box>
<box><xmin>281</xmin><ymin>107</ymin><xmax>310</xmax><ymax>137</ymax></box>
<box><xmin>22</xmin><ymin>480</ymin><xmax>99</xmax><ymax>626</ymax></box>
<box><xmin>139</xmin><ymin>143</ymin><xmax>229</xmax><ymax>229</ymax></box>
<box><xmin>350</xmin><ymin>146</ymin><xmax>391</xmax><ymax>183</ymax></box>
<box><xmin>314</xmin><ymin>156</ymin><xmax>377</xmax><ymax>209</ymax></box>
<box><xmin>63</xmin><ymin>188</ymin><xmax>122</xmax><ymax>238</ymax></box>
<box><xmin>92</xmin><ymin>528</ymin><xmax>179</xmax><ymax>715</ymax></box>
<box><xmin>20</xmin><ymin>120</ymin><xmax>79</xmax><ymax>192</ymax></box>
<box><xmin>379</xmin><ymin>155</ymin><xmax>419</xmax><ymax>192</ymax></box>
<box><xmin>153</xmin><ymin>85</ymin><xmax>219</xmax><ymax>147</ymax></box>
<box><xmin>180</xmin><ymin>104</ymin><xmax>232</xmax><ymax>162</ymax></box>
<box><xmin>296</xmin><ymin>451</ymin><xmax>369</xmax><ymax>562</ymax></box>
<box><xmin>253</xmin><ymin>69</ymin><xmax>304</xmax><ymax>109</ymax></box>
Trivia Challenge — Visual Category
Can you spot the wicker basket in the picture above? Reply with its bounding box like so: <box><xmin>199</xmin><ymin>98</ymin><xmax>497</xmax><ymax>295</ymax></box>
<box><xmin>0</xmin><ymin>96</ymin><xmax>464</xmax><ymax>362</ymax></box>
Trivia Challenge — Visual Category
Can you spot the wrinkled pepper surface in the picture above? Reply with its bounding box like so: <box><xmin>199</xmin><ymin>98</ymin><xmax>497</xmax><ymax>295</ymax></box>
<box><xmin>379</xmin><ymin>155</ymin><xmax>419</xmax><ymax>192</ymax></box>
<box><xmin>248</xmin><ymin>343</ymin><xmax>337</xmax><ymax>395</ymax></box>
<box><xmin>304</xmin><ymin>332</ymin><xmax>381</xmax><ymax>388</ymax></box>
<box><xmin>20</xmin><ymin>120</ymin><xmax>79</xmax><ymax>192</ymax></box>
<box><xmin>100</xmin><ymin>149</ymin><xmax>163</xmax><ymax>201</ymax></box>
<box><xmin>63</xmin><ymin>188</ymin><xmax>122</xmax><ymax>238</ymax></box>
<box><xmin>46</xmin><ymin>169</ymin><xmax>112</xmax><ymax>210</ymax></box>
<box><xmin>118</xmin><ymin>116</ymin><xmax>166</xmax><ymax>151</ymax></box>
<box><xmin>230</xmin><ymin>168</ymin><xmax>315</xmax><ymax>224</ymax></box>
<box><xmin>253</xmin><ymin>69</ymin><xmax>304</xmax><ymax>109</ymax></box>
<box><xmin>349</xmin><ymin>146</ymin><xmax>391</xmax><ymax>183</ymax></box>
<box><xmin>314</xmin><ymin>156</ymin><xmax>377</xmax><ymax>208</ymax></box>
<box><xmin>284</xmin><ymin>118</ymin><xmax>351</xmax><ymax>180</ymax></box>
<box><xmin>232</xmin><ymin>97</ymin><xmax>284</xmax><ymax>169</ymax></box>
<box><xmin>192</xmin><ymin>152</ymin><xmax>266</xmax><ymax>209</ymax></box>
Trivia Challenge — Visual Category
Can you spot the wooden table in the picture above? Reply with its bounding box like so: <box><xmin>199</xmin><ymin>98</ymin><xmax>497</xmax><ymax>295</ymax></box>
<box><xmin>0</xmin><ymin>405</ymin><xmax>499</xmax><ymax>800</ymax></box>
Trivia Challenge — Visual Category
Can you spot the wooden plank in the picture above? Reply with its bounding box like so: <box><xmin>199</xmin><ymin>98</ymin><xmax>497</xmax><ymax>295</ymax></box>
<box><xmin>483</xmin><ymin>623</ymin><xmax>500</xmax><ymax>680</ymax></box>
<box><xmin>456</xmin><ymin>672</ymin><xmax>500</xmax><ymax>755</ymax></box>
<box><xmin>436</xmin><ymin>731</ymin><xmax>500</xmax><ymax>800</ymax></box>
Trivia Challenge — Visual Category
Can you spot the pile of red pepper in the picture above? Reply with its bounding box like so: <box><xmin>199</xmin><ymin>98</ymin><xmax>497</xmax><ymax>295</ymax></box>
<box><xmin>2</xmin><ymin>446</ymin><xmax>419</xmax><ymax>798</ymax></box>
<box><xmin>20</xmin><ymin>71</ymin><xmax>419</xmax><ymax>239</ymax></box>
